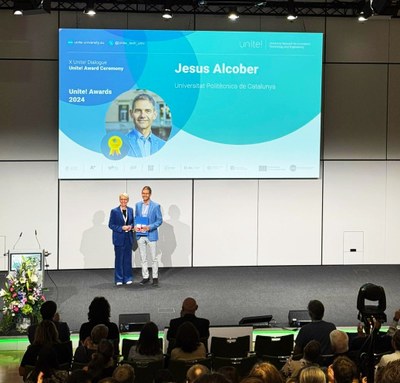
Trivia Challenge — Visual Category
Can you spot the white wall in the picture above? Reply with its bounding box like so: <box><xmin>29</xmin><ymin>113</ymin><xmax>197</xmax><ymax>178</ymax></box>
<box><xmin>1</xmin><ymin>10</ymin><xmax>400</xmax><ymax>270</ymax></box>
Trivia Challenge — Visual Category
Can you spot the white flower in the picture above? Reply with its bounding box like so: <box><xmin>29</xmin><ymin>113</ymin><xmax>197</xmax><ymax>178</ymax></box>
<box><xmin>0</xmin><ymin>289</ymin><xmax>6</xmax><ymax>297</ymax></box>
<box><xmin>30</xmin><ymin>274</ymin><xmax>38</xmax><ymax>283</ymax></box>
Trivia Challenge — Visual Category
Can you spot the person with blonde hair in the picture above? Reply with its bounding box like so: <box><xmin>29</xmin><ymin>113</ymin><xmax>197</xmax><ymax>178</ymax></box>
<box><xmin>186</xmin><ymin>364</ymin><xmax>210</xmax><ymax>383</ymax></box>
<box><xmin>299</xmin><ymin>366</ymin><xmax>326</xmax><ymax>383</ymax></box>
<box><xmin>109</xmin><ymin>192</ymin><xmax>135</xmax><ymax>285</ymax></box>
<box><xmin>249</xmin><ymin>362</ymin><xmax>284</xmax><ymax>383</ymax></box>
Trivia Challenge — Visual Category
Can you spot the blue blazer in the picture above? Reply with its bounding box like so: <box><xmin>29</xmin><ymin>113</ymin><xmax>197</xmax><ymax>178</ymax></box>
<box><xmin>127</xmin><ymin>129</ymin><xmax>166</xmax><ymax>157</ymax></box>
<box><xmin>135</xmin><ymin>200</ymin><xmax>163</xmax><ymax>241</ymax></box>
<box><xmin>108</xmin><ymin>206</ymin><xmax>134</xmax><ymax>246</ymax></box>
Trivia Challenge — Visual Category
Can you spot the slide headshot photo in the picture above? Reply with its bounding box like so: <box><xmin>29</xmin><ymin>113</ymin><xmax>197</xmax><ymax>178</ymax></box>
<box><xmin>105</xmin><ymin>89</ymin><xmax>172</xmax><ymax>157</ymax></box>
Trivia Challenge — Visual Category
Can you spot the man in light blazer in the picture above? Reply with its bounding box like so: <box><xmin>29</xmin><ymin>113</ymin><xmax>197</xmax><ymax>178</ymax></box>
<box><xmin>109</xmin><ymin>192</ymin><xmax>134</xmax><ymax>285</ymax></box>
<box><xmin>134</xmin><ymin>186</ymin><xmax>163</xmax><ymax>286</ymax></box>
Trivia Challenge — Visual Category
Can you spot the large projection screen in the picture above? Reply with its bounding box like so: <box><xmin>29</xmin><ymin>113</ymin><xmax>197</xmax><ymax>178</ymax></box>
<box><xmin>59</xmin><ymin>29</ymin><xmax>323</xmax><ymax>179</ymax></box>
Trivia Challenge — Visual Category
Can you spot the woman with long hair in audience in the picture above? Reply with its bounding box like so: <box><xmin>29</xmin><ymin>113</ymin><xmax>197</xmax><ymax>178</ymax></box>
<box><xmin>298</xmin><ymin>366</ymin><xmax>326</xmax><ymax>383</ymax></box>
<box><xmin>19</xmin><ymin>320</ymin><xmax>61</xmax><ymax>378</ymax></box>
<box><xmin>248</xmin><ymin>362</ymin><xmax>284</xmax><ymax>383</ymax></box>
<box><xmin>170</xmin><ymin>321</ymin><xmax>206</xmax><ymax>360</ymax></box>
<box><xmin>25</xmin><ymin>346</ymin><xmax>69</xmax><ymax>383</ymax></box>
<box><xmin>79</xmin><ymin>297</ymin><xmax>120</xmax><ymax>355</ymax></box>
<box><xmin>128</xmin><ymin>321</ymin><xmax>163</xmax><ymax>361</ymax></box>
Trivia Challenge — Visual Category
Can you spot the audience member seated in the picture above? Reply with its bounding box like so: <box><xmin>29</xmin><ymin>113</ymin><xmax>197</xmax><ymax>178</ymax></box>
<box><xmin>376</xmin><ymin>329</ymin><xmax>400</xmax><ymax>369</ymax></box>
<box><xmin>187</xmin><ymin>364</ymin><xmax>210</xmax><ymax>383</ymax></box>
<box><xmin>249</xmin><ymin>362</ymin><xmax>284</xmax><ymax>383</ymax></box>
<box><xmin>240</xmin><ymin>378</ymin><xmax>264</xmax><ymax>383</ymax></box>
<box><xmin>378</xmin><ymin>359</ymin><xmax>400</xmax><ymax>383</ymax></box>
<box><xmin>74</xmin><ymin>324</ymin><xmax>109</xmax><ymax>364</ymax></box>
<box><xmin>20</xmin><ymin>320</ymin><xmax>71</xmax><ymax>378</ymax></box>
<box><xmin>66</xmin><ymin>369</ymin><xmax>92</xmax><ymax>383</ymax></box>
<box><xmin>112</xmin><ymin>364</ymin><xmax>135</xmax><ymax>383</ymax></box>
<box><xmin>195</xmin><ymin>373</ymin><xmax>231</xmax><ymax>383</ymax></box>
<box><xmin>28</xmin><ymin>300</ymin><xmax>71</xmax><ymax>344</ymax></box>
<box><xmin>327</xmin><ymin>356</ymin><xmax>359</xmax><ymax>383</ymax></box>
<box><xmin>170</xmin><ymin>321</ymin><xmax>207</xmax><ymax>361</ymax></box>
<box><xmin>85</xmin><ymin>339</ymin><xmax>116</xmax><ymax>383</ymax></box>
<box><xmin>281</xmin><ymin>340</ymin><xmax>321</xmax><ymax>380</ymax></box>
<box><xmin>167</xmin><ymin>297</ymin><xmax>210</xmax><ymax>353</ymax></box>
<box><xmin>321</xmin><ymin>330</ymin><xmax>353</xmax><ymax>367</ymax></box>
<box><xmin>128</xmin><ymin>321</ymin><xmax>163</xmax><ymax>361</ymax></box>
<box><xmin>216</xmin><ymin>366</ymin><xmax>239</xmax><ymax>383</ymax></box>
<box><xmin>298</xmin><ymin>366</ymin><xmax>326</xmax><ymax>383</ymax></box>
<box><xmin>349</xmin><ymin>318</ymin><xmax>392</xmax><ymax>355</ymax></box>
<box><xmin>25</xmin><ymin>345</ymin><xmax>69</xmax><ymax>383</ymax></box>
<box><xmin>79</xmin><ymin>297</ymin><xmax>120</xmax><ymax>355</ymax></box>
<box><xmin>293</xmin><ymin>300</ymin><xmax>336</xmax><ymax>356</ymax></box>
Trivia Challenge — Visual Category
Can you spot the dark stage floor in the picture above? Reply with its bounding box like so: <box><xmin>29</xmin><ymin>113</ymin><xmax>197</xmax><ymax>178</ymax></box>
<box><xmin>1</xmin><ymin>265</ymin><xmax>399</xmax><ymax>333</ymax></box>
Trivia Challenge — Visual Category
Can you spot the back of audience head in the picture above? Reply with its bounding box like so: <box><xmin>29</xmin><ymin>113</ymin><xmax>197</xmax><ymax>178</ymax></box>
<box><xmin>195</xmin><ymin>372</ymin><xmax>231</xmax><ymax>383</ymax></box>
<box><xmin>88</xmin><ymin>296</ymin><xmax>111</xmax><ymax>323</ymax></box>
<box><xmin>67</xmin><ymin>369</ymin><xmax>92</xmax><ymax>383</ymax></box>
<box><xmin>379</xmin><ymin>359</ymin><xmax>400</xmax><ymax>383</ymax></box>
<box><xmin>175</xmin><ymin>321</ymin><xmax>200</xmax><ymax>353</ymax></box>
<box><xmin>299</xmin><ymin>366</ymin><xmax>326</xmax><ymax>383</ymax></box>
<box><xmin>98</xmin><ymin>379</ymin><xmax>118</xmax><ymax>383</ymax></box>
<box><xmin>182</xmin><ymin>297</ymin><xmax>198</xmax><ymax>315</ymax></box>
<box><xmin>391</xmin><ymin>329</ymin><xmax>400</xmax><ymax>351</ymax></box>
<box><xmin>331</xmin><ymin>356</ymin><xmax>358</xmax><ymax>383</ymax></box>
<box><xmin>216</xmin><ymin>366</ymin><xmax>239</xmax><ymax>383</ymax></box>
<box><xmin>308</xmin><ymin>300</ymin><xmax>325</xmax><ymax>321</ymax></box>
<box><xmin>40</xmin><ymin>300</ymin><xmax>58</xmax><ymax>320</ymax></box>
<box><xmin>91</xmin><ymin>324</ymin><xmax>109</xmax><ymax>345</ymax></box>
<box><xmin>330</xmin><ymin>330</ymin><xmax>349</xmax><ymax>354</ymax></box>
<box><xmin>303</xmin><ymin>340</ymin><xmax>321</xmax><ymax>363</ymax></box>
<box><xmin>87</xmin><ymin>339</ymin><xmax>115</xmax><ymax>378</ymax></box>
<box><xmin>240</xmin><ymin>378</ymin><xmax>265</xmax><ymax>383</ymax></box>
<box><xmin>137</xmin><ymin>321</ymin><xmax>161</xmax><ymax>355</ymax></box>
<box><xmin>33</xmin><ymin>319</ymin><xmax>60</xmax><ymax>345</ymax></box>
<box><xmin>112</xmin><ymin>364</ymin><xmax>135</xmax><ymax>383</ymax></box>
<box><xmin>249</xmin><ymin>362</ymin><xmax>284</xmax><ymax>383</ymax></box>
<box><xmin>186</xmin><ymin>364</ymin><xmax>210</xmax><ymax>383</ymax></box>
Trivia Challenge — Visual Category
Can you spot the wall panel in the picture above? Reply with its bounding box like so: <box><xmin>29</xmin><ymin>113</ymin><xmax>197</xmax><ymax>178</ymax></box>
<box><xmin>326</xmin><ymin>18</ymin><xmax>389</xmax><ymax>63</ymax></box>
<box><xmin>258</xmin><ymin>177</ymin><xmax>322</xmax><ymax>265</ymax></box>
<box><xmin>323</xmin><ymin>64</ymin><xmax>387</xmax><ymax>160</ymax></box>
<box><xmin>193</xmin><ymin>180</ymin><xmax>258</xmax><ymax>266</ymax></box>
<box><xmin>322</xmin><ymin>161</ymin><xmax>386</xmax><ymax>264</ymax></box>
<box><xmin>387</xmin><ymin>65</ymin><xmax>400</xmax><ymax>159</ymax></box>
<box><xmin>0</xmin><ymin>162</ymin><xmax>58</xmax><ymax>271</ymax></box>
<box><xmin>0</xmin><ymin>60</ymin><xmax>58</xmax><ymax>160</ymax></box>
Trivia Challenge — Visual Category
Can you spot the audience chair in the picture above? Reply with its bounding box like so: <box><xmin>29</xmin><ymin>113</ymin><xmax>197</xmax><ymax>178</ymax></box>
<box><xmin>210</xmin><ymin>335</ymin><xmax>250</xmax><ymax>358</ymax></box>
<box><xmin>121</xmin><ymin>339</ymin><xmax>138</xmax><ymax>361</ymax></box>
<box><xmin>122</xmin><ymin>358</ymin><xmax>165</xmax><ymax>383</ymax></box>
<box><xmin>168</xmin><ymin>357</ymin><xmax>212</xmax><ymax>383</ymax></box>
<box><xmin>254</xmin><ymin>334</ymin><xmax>294</xmax><ymax>369</ymax></box>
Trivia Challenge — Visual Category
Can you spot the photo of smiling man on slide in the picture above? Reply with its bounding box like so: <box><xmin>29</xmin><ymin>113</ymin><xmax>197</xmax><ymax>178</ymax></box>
<box><xmin>127</xmin><ymin>92</ymin><xmax>167</xmax><ymax>157</ymax></box>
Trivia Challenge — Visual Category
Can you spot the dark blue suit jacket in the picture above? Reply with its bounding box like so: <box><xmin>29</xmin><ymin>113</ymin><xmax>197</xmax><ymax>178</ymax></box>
<box><xmin>109</xmin><ymin>206</ymin><xmax>134</xmax><ymax>246</ymax></box>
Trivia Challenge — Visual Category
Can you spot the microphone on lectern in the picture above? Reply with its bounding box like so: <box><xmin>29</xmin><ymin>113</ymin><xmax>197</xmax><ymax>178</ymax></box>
<box><xmin>12</xmin><ymin>232</ymin><xmax>23</xmax><ymax>250</ymax></box>
<box><xmin>35</xmin><ymin>229</ymin><xmax>42</xmax><ymax>249</ymax></box>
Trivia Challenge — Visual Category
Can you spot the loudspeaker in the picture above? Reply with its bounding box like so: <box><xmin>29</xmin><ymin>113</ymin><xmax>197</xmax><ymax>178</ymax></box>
<box><xmin>119</xmin><ymin>313</ymin><xmax>150</xmax><ymax>332</ymax></box>
<box><xmin>239</xmin><ymin>315</ymin><xmax>273</xmax><ymax>327</ymax></box>
<box><xmin>288</xmin><ymin>310</ymin><xmax>311</xmax><ymax>327</ymax></box>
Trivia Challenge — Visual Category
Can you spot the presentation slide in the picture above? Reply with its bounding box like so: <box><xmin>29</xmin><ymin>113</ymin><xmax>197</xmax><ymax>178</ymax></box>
<box><xmin>59</xmin><ymin>29</ymin><xmax>323</xmax><ymax>179</ymax></box>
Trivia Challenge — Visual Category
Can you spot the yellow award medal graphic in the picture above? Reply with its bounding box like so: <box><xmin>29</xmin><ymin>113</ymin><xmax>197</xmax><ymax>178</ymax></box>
<box><xmin>101</xmin><ymin>132</ymin><xmax>129</xmax><ymax>160</ymax></box>
<box><xmin>108</xmin><ymin>135</ymin><xmax>123</xmax><ymax>156</ymax></box>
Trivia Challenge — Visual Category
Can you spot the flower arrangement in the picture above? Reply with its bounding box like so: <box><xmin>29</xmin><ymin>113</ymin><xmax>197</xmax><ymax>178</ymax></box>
<box><xmin>0</xmin><ymin>256</ymin><xmax>45</xmax><ymax>333</ymax></box>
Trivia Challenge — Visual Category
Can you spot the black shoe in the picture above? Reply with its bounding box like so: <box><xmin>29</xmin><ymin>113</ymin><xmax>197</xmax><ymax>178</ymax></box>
<box><xmin>152</xmin><ymin>278</ymin><xmax>159</xmax><ymax>287</ymax></box>
<box><xmin>139</xmin><ymin>278</ymin><xmax>150</xmax><ymax>285</ymax></box>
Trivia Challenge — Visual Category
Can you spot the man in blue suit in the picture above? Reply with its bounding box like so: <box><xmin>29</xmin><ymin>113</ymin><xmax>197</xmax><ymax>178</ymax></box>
<box><xmin>127</xmin><ymin>93</ymin><xmax>166</xmax><ymax>157</ymax></box>
<box><xmin>134</xmin><ymin>186</ymin><xmax>163</xmax><ymax>286</ymax></box>
<box><xmin>109</xmin><ymin>192</ymin><xmax>134</xmax><ymax>285</ymax></box>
